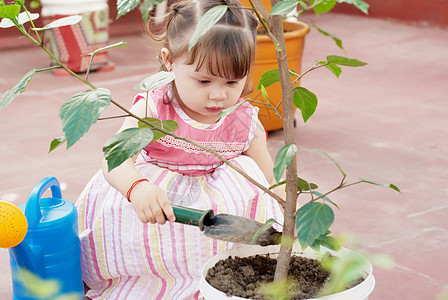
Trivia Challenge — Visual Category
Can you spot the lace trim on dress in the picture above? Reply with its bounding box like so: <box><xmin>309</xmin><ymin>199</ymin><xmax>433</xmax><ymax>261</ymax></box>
<box><xmin>158</xmin><ymin>135</ymin><xmax>245</xmax><ymax>156</ymax></box>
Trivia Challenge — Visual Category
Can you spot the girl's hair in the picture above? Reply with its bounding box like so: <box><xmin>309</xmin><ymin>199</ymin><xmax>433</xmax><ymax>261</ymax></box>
<box><xmin>147</xmin><ymin>0</ymin><xmax>258</xmax><ymax>95</ymax></box>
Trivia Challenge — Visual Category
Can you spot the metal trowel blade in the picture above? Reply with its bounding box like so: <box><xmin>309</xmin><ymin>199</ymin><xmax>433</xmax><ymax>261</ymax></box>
<box><xmin>203</xmin><ymin>214</ymin><xmax>281</xmax><ymax>246</ymax></box>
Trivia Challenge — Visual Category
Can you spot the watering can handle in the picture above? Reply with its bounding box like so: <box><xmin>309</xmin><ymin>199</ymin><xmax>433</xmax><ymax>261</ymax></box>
<box><xmin>25</xmin><ymin>176</ymin><xmax>62</xmax><ymax>228</ymax></box>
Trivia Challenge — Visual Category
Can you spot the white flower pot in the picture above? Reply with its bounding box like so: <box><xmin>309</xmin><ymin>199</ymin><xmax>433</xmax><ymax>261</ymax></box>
<box><xmin>199</xmin><ymin>244</ymin><xmax>375</xmax><ymax>300</ymax></box>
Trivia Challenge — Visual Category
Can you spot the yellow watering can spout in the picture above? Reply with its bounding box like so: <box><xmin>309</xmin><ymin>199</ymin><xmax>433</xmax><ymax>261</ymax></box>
<box><xmin>0</xmin><ymin>200</ymin><xmax>28</xmax><ymax>248</ymax></box>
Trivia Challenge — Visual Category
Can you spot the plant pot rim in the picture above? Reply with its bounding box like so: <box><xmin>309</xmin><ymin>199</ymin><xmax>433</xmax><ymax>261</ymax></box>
<box><xmin>257</xmin><ymin>20</ymin><xmax>310</xmax><ymax>42</ymax></box>
<box><xmin>200</xmin><ymin>244</ymin><xmax>375</xmax><ymax>300</ymax></box>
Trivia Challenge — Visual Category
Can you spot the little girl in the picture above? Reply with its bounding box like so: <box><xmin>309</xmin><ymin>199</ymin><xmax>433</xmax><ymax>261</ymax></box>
<box><xmin>76</xmin><ymin>0</ymin><xmax>284</xmax><ymax>299</ymax></box>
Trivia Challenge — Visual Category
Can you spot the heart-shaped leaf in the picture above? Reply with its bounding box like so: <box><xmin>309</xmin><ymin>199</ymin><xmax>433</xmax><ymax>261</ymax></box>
<box><xmin>296</xmin><ymin>202</ymin><xmax>334</xmax><ymax>245</ymax></box>
<box><xmin>59</xmin><ymin>88</ymin><xmax>111</xmax><ymax>148</ymax></box>
<box><xmin>103</xmin><ymin>127</ymin><xmax>154</xmax><ymax>172</ymax></box>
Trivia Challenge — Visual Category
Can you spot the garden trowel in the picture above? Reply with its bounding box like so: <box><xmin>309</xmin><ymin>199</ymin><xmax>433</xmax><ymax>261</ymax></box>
<box><xmin>170</xmin><ymin>205</ymin><xmax>281</xmax><ymax>246</ymax></box>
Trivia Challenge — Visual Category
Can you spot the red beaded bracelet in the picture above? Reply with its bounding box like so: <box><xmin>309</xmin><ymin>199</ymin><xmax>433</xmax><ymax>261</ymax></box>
<box><xmin>126</xmin><ymin>179</ymin><xmax>149</xmax><ymax>202</ymax></box>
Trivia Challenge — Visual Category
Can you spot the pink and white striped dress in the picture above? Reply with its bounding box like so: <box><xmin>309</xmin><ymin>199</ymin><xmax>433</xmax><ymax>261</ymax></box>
<box><xmin>76</xmin><ymin>86</ymin><xmax>284</xmax><ymax>299</ymax></box>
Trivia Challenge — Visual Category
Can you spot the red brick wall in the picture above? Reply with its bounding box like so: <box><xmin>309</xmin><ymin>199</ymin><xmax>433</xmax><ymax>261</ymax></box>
<box><xmin>333</xmin><ymin>0</ymin><xmax>448</xmax><ymax>28</ymax></box>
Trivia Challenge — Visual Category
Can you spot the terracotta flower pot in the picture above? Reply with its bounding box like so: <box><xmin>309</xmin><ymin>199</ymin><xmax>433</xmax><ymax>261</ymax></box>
<box><xmin>240</xmin><ymin>1</ymin><xmax>310</xmax><ymax>131</ymax></box>
<box><xmin>249</xmin><ymin>20</ymin><xmax>309</xmax><ymax>131</ymax></box>
<box><xmin>199</xmin><ymin>244</ymin><xmax>375</xmax><ymax>300</ymax></box>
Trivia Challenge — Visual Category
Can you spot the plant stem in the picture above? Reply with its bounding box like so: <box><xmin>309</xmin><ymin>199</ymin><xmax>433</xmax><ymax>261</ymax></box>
<box><xmin>246</xmin><ymin>96</ymin><xmax>283</xmax><ymax>119</ymax></box>
<box><xmin>250</xmin><ymin>0</ymin><xmax>281</xmax><ymax>50</ymax></box>
<box><xmin>20</xmin><ymin>3</ymin><xmax>42</xmax><ymax>44</ymax></box>
<box><xmin>269</xmin><ymin>0</ymin><xmax>297</xmax><ymax>282</ymax></box>
<box><xmin>292</xmin><ymin>61</ymin><xmax>327</xmax><ymax>85</ymax></box>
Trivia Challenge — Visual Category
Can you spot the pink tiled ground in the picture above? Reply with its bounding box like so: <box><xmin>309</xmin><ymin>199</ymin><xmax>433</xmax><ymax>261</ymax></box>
<box><xmin>1</xmin><ymin>13</ymin><xmax>447</xmax><ymax>299</ymax></box>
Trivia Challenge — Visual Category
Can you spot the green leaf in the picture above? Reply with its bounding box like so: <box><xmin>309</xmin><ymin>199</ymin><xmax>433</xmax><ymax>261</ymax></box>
<box><xmin>32</xmin><ymin>15</ymin><xmax>82</xmax><ymax>31</ymax></box>
<box><xmin>296</xmin><ymin>202</ymin><xmax>334</xmax><ymax>245</ymax></box>
<box><xmin>337</xmin><ymin>0</ymin><xmax>369</xmax><ymax>14</ymax></box>
<box><xmin>327</xmin><ymin>55</ymin><xmax>367</xmax><ymax>67</ymax></box>
<box><xmin>252</xmin><ymin>218</ymin><xmax>277</xmax><ymax>244</ymax></box>
<box><xmin>273</xmin><ymin>144</ymin><xmax>297</xmax><ymax>183</ymax></box>
<box><xmin>103</xmin><ymin>127</ymin><xmax>154</xmax><ymax>172</ymax></box>
<box><xmin>312</xmin><ymin>24</ymin><xmax>343</xmax><ymax>49</ymax></box>
<box><xmin>0</xmin><ymin>4</ymin><xmax>20</xmax><ymax>19</ymax></box>
<box><xmin>138</xmin><ymin>117</ymin><xmax>179</xmax><ymax>141</ymax></box>
<box><xmin>48</xmin><ymin>136</ymin><xmax>66</xmax><ymax>153</ymax></box>
<box><xmin>270</xmin><ymin>0</ymin><xmax>299</xmax><ymax>15</ymax></box>
<box><xmin>292</xmin><ymin>87</ymin><xmax>317</xmax><ymax>123</ymax></box>
<box><xmin>312</xmin><ymin>150</ymin><xmax>347</xmax><ymax>176</ymax></box>
<box><xmin>313</xmin><ymin>0</ymin><xmax>336</xmax><ymax>15</ymax></box>
<box><xmin>323</xmin><ymin>62</ymin><xmax>342</xmax><ymax>78</ymax></box>
<box><xmin>116</xmin><ymin>0</ymin><xmax>141</xmax><ymax>19</ymax></box>
<box><xmin>0</xmin><ymin>69</ymin><xmax>36</xmax><ymax>111</ymax></box>
<box><xmin>297</xmin><ymin>177</ymin><xmax>318</xmax><ymax>191</ymax></box>
<box><xmin>59</xmin><ymin>88</ymin><xmax>111</xmax><ymax>148</ymax></box>
<box><xmin>360</xmin><ymin>179</ymin><xmax>401</xmax><ymax>192</ymax></box>
<box><xmin>134</xmin><ymin>71</ymin><xmax>176</xmax><ymax>92</ymax></box>
<box><xmin>218</xmin><ymin>100</ymin><xmax>246</xmax><ymax>119</ymax></box>
<box><xmin>256</xmin><ymin>69</ymin><xmax>294</xmax><ymax>90</ymax></box>
<box><xmin>82</xmin><ymin>41</ymin><xmax>127</xmax><ymax>56</ymax></box>
<box><xmin>188</xmin><ymin>5</ymin><xmax>227</xmax><ymax>51</ymax></box>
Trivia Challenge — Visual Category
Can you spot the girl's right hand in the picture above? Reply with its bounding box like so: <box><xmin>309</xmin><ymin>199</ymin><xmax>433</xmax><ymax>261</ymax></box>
<box><xmin>128</xmin><ymin>181</ymin><xmax>176</xmax><ymax>224</ymax></box>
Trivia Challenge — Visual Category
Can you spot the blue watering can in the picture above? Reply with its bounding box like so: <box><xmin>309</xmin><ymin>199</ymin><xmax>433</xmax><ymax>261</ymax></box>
<box><xmin>2</xmin><ymin>177</ymin><xmax>84</xmax><ymax>299</ymax></box>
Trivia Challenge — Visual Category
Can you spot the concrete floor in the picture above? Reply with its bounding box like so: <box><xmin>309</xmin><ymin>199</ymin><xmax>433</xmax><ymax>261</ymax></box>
<box><xmin>1</xmin><ymin>13</ymin><xmax>448</xmax><ymax>300</ymax></box>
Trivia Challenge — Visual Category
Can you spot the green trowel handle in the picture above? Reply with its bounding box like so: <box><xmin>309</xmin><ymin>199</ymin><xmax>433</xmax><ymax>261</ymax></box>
<box><xmin>172</xmin><ymin>205</ymin><xmax>214</xmax><ymax>231</ymax></box>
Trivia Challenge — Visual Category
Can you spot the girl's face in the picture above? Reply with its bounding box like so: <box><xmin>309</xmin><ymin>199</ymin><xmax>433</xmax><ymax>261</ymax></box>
<box><xmin>171</xmin><ymin>53</ymin><xmax>247</xmax><ymax>124</ymax></box>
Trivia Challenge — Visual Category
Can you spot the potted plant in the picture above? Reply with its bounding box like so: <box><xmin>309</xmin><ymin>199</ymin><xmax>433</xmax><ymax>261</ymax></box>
<box><xmin>0</xmin><ymin>0</ymin><xmax>399</xmax><ymax>299</ymax></box>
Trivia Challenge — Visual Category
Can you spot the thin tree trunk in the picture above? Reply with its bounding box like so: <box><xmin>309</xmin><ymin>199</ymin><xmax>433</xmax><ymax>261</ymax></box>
<box><xmin>268</xmin><ymin>0</ymin><xmax>298</xmax><ymax>282</ymax></box>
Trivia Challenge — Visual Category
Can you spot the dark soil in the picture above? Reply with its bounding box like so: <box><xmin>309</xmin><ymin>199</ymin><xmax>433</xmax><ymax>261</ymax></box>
<box><xmin>205</xmin><ymin>254</ymin><xmax>330</xmax><ymax>299</ymax></box>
